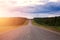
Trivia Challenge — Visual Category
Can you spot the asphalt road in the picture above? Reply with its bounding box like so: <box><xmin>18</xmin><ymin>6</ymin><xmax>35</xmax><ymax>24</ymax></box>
<box><xmin>0</xmin><ymin>20</ymin><xmax>60</xmax><ymax>40</ymax></box>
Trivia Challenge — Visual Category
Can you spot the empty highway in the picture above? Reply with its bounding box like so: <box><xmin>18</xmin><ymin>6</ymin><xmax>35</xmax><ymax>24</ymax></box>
<box><xmin>0</xmin><ymin>20</ymin><xmax>60</xmax><ymax>40</ymax></box>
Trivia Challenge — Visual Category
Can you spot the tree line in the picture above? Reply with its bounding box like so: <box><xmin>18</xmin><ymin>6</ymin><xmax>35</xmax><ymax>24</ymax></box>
<box><xmin>34</xmin><ymin>16</ymin><xmax>60</xmax><ymax>27</ymax></box>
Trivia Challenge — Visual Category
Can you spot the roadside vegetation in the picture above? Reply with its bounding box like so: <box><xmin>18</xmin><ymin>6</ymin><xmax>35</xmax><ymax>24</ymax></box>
<box><xmin>0</xmin><ymin>17</ymin><xmax>28</xmax><ymax>33</ymax></box>
<box><xmin>33</xmin><ymin>16</ymin><xmax>60</xmax><ymax>32</ymax></box>
<box><xmin>0</xmin><ymin>17</ymin><xmax>27</xmax><ymax>26</ymax></box>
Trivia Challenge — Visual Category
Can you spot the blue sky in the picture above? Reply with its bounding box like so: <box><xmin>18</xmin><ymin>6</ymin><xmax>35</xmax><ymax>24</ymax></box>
<box><xmin>18</xmin><ymin>1</ymin><xmax>60</xmax><ymax>18</ymax></box>
<box><xmin>23</xmin><ymin>2</ymin><xmax>60</xmax><ymax>13</ymax></box>
<box><xmin>0</xmin><ymin>0</ymin><xmax>60</xmax><ymax>19</ymax></box>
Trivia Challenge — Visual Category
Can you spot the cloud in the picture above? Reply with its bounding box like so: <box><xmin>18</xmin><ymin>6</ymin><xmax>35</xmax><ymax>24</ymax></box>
<box><xmin>0</xmin><ymin>0</ymin><xmax>60</xmax><ymax>19</ymax></box>
<box><xmin>21</xmin><ymin>2</ymin><xmax>60</xmax><ymax>14</ymax></box>
<box><xmin>48</xmin><ymin>0</ymin><xmax>59</xmax><ymax>2</ymax></box>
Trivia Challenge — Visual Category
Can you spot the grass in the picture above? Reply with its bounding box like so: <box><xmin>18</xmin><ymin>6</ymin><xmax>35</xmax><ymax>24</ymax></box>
<box><xmin>32</xmin><ymin>20</ymin><xmax>60</xmax><ymax>32</ymax></box>
<box><xmin>0</xmin><ymin>19</ymin><xmax>28</xmax><ymax>33</ymax></box>
<box><xmin>23</xmin><ymin>19</ymin><xmax>28</xmax><ymax>25</ymax></box>
<box><xmin>0</xmin><ymin>26</ymin><xmax>19</xmax><ymax>33</ymax></box>
<box><xmin>0</xmin><ymin>20</ymin><xmax>28</xmax><ymax>33</ymax></box>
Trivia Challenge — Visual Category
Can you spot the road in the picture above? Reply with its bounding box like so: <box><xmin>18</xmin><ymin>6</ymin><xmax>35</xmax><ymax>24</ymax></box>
<box><xmin>0</xmin><ymin>20</ymin><xmax>60</xmax><ymax>40</ymax></box>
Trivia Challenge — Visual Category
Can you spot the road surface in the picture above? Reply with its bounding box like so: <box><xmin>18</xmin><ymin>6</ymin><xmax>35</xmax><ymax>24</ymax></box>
<box><xmin>0</xmin><ymin>20</ymin><xmax>60</xmax><ymax>40</ymax></box>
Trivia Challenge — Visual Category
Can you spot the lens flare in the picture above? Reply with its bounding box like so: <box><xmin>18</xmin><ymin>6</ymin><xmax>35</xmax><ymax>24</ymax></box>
<box><xmin>0</xmin><ymin>17</ymin><xmax>27</xmax><ymax>33</ymax></box>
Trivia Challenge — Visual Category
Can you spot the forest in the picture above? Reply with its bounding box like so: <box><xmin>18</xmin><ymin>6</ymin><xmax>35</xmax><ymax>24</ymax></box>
<box><xmin>34</xmin><ymin>16</ymin><xmax>60</xmax><ymax>28</ymax></box>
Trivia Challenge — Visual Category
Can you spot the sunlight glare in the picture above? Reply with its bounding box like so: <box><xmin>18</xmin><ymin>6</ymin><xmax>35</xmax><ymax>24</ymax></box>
<box><xmin>0</xmin><ymin>18</ymin><xmax>27</xmax><ymax>33</ymax></box>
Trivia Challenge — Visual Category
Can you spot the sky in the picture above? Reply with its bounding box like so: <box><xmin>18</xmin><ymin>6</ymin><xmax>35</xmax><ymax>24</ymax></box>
<box><xmin>0</xmin><ymin>0</ymin><xmax>60</xmax><ymax>19</ymax></box>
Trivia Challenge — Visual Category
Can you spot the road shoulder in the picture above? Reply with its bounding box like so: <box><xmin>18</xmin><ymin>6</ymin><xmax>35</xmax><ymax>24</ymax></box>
<box><xmin>32</xmin><ymin>20</ymin><xmax>60</xmax><ymax>35</ymax></box>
